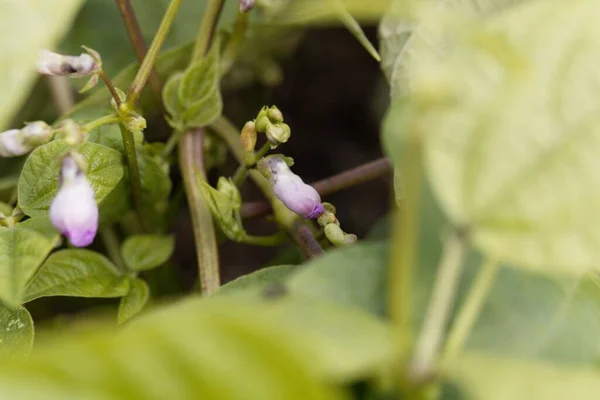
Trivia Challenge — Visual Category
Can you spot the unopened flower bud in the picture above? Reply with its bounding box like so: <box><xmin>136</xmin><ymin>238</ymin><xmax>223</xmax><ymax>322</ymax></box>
<box><xmin>37</xmin><ymin>50</ymin><xmax>98</xmax><ymax>77</ymax></box>
<box><xmin>324</xmin><ymin>224</ymin><xmax>357</xmax><ymax>247</ymax></box>
<box><xmin>124</xmin><ymin>112</ymin><xmax>147</xmax><ymax>133</ymax></box>
<box><xmin>61</xmin><ymin>119</ymin><xmax>86</xmax><ymax>146</ymax></box>
<box><xmin>255</xmin><ymin>115</ymin><xmax>270</xmax><ymax>133</ymax></box>
<box><xmin>240</xmin><ymin>121</ymin><xmax>257</xmax><ymax>152</ymax></box>
<box><xmin>50</xmin><ymin>155</ymin><xmax>98</xmax><ymax>247</ymax></box>
<box><xmin>317</xmin><ymin>210</ymin><xmax>338</xmax><ymax>227</ymax></box>
<box><xmin>265</xmin><ymin>123</ymin><xmax>290</xmax><ymax>147</ymax></box>
<box><xmin>239</xmin><ymin>0</ymin><xmax>255</xmax><ymax>12</ymax></box>
<box><xmin>259</xmin><ymin>156</ymin><xmax>324</xmax><ymax>219</ymax></box>
<box><xmin>21</xmin><ymin>121</ymin><xmax>52</xmax><ymax>146</ymax></box>
<box><xmin>267</xmin><ymin>106</ymin><xmax>283</xmax><ymax>123</ymax></box>
<box><xmin>217</xmin><ymin>177</ymin><xmax>241</xmax><ymax>209</ymax></box>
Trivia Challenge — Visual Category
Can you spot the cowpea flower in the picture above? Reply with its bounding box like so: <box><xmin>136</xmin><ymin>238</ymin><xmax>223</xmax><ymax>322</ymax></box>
<box><xmin>0</xmin><ymin>121</ymin><xmax>52</xmax><ymax>157</ymax></box>
<box><xmin>239</xmin><ymin>0</ymin><xmax>255</xmax><ymax>12</ymax></box>
<box><xmin>37</xmin><ymin>49</ymin><xmax>98</xmax><ymax>76</ymax></box>
<box><xmin>50</xmin><ymin>155</ymin><xmax>98</xmax><ymax>247</ymax></box>
<box><xmin>259</xmin><ymin>156</ymin><xmax>324</xmax><ymax>219</ymax></box>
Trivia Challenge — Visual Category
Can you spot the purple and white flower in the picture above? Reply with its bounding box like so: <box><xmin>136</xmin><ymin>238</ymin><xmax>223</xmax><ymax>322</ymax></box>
<box><xmin>37</xmin><ymin>49</ymin><xmax>98</xmax><ymax>77</ymax></box>
<box><xmin>50</xmin><ymin>155</ymin><xmax>98</xmax><ymax>247</ymax></box>
<box><xmin>262</xmin><ymin>156</ymin><xmax>324</xmax><ymax>219</ymax></box>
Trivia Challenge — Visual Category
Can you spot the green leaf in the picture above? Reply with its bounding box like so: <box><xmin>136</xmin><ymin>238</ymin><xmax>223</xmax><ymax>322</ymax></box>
<box><xmin>0</xmin><ymin>0</ymin><xmax>84</xmax><ymax>129</ymax></box>
<box><xmin>121</xmin><ymin>235</ymin><xmax>175</xmax><ymax>272</ymax></box>
<box><xmin>23</xmin><ymin>249</ymin><xmax>129</xmax><ymax>303</ymax></box>
<box><xmin>288</xmin><ymin>242</ymin><xmax>389</xmax><ymax>317</ymax></box>
<box><xmin>0</xmin><ymin>304</ymin><xmax>34</xmax><ymax>359</ymax></box>
<box><xmin>216</xmin><ymin>265</ymin><xmax>299</xmax><ymax>295</ymax></box>
<box><xmin>0</xmin><ymin>296</ymin><xmax>382</xmax><ymax>399</ymax></box>
<box><xmin>162</xmin><ymin>72</ymin><xmax>185</xmax><ymax>127</ymax></box>
<box><xmin>176</xmin><ymin>43</ymin><xmax>223</xmax><ymax>128</ymax></box>
<box><xmin>118</xmin><ymin>278</ymin><xmax>150</xmax><ymax>325</ymax></box>
<box><xmin>445</xmin><ymin>351</ymin><xmax>600</xmax><ymax>400</ymax></box>
<box><xmin>384</xmin><ymin>0</ymin><xmax>600</xmax><ymax>275</ymax></box>
<box><xmin>15</xmin><ymin>217</ymin><xmax>60</xmax><ymax>242</ymax></box>
<box><xmin>139</xmin><ymin>152</ymin><xmax>171</xmax><ymax>227</ymax></box>
<box><xmin>0</xmin><ymin>229</ymin><xmax>55</xmax><ymax>307</ymax></box>
<box><xmin>18</xmin><ymin>140</ymin><xmax>124</xmax><ymax>218</ymax></box>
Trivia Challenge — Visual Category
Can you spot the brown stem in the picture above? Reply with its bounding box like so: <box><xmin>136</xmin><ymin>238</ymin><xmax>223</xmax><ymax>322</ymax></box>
<box><xmin>114</xmin><ymin>0</ymin><xmax>164</xmax><ymax>107</ymax></box>
<box><xmin>179</xmin><ymin>128</ymin><xmax>220</xmax><ymax>294</ymax></box>
<box><xmin>241</xmin><ymin>157</ymin><xmax>392</xmax><ymax>218</ymax></box>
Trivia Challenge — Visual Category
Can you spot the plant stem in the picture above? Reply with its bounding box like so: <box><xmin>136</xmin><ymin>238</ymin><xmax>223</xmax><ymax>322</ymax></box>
<box><xmin>128</xmin><ymin>0</ymin><xmax>182</xmax><ymax>105</ymax></box>
<box><xmin>444</xmin><ymin>258</ymin><xmax>499</xmax><ymax>359</ymax></box>
<box><xmin>83</xmin><ymin>114</ymin><xmax>121</xmax><ymax>131</ymax></box>
<box><xmin>114</xmin><ymin>0</ymin><xmax>164</xmax><ymax>106</ymax></box>
<box><xmin>118</xmin><ymin>124</ymin><xmax>148</xmax><ymax>231</ymax></box>
<box><xmin>99</xmin><ymin>70</ymin><xmax>122</xmax><ymax>106</ymax></box>
<box><xmin>47</xmin><ymin>76</ymin><xmax>74</xmax><ymax>114</ymax></box>
<box><xmin>179</xmin><ymin>128</ymin><xmax>220</xmax><ymax>294</ymax></box>
<box><xmin>409</xmin><ymin>230</ymin><xmax>467</xmax><ymax>382</ymax></box>
<box><xmin>232</xmin><ymin>143</ymin><xmax>270</xmax><ymax>187</ymax></box>
<box><xmin>220</xmin><ymin>11</ymin><xmax>249</xmax><ymax>76</ymax></box>
<box><xmin>242</xmin><ymin>232</ymin><xmax>287</xmax><ymax>246</ymax></box>
<box><xmin>210</xmin><ymin>115</ymin><xmax>325</xmax><ymax>258</ymax></box>
<box><xmin>241</xmin><ymin>156</ymin><xmax>392</xmax><ymax>218</ymax></box>
<box><xmin>192</xmin><ymin>0</ymin><xmax>225</xmax><ymax>62</ymax></box>
<box><xmin>100</xmin><ymin>227</ymin><xmax>126</xmax><ymax>271</ymax></box>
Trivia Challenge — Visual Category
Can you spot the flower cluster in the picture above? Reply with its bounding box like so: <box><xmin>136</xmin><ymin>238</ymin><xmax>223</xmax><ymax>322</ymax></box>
<box><xmin>37</xmin><ymin>48</ymin><xmax>102</xmax><ymax>92</ymax></box>
<box><xmin>258</xmin><ymin>156</ymin><xmax>324</xmax><ymax>219</ymax></box>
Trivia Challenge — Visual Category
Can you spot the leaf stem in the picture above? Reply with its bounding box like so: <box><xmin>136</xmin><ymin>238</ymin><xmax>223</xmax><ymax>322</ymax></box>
<box><xmin>100</xmin><ymin>227</ymin><xmax>127</xmax><ymax>271</ymax></box>
<box><xmin>210</xmin><ymin>115</ymin><xmax>325</xmax><ymax>258</ymax></box>
<box><xmin>241</xmin><ymin>156</ymin><xmax>392</xmax><ymax>218</ymax></box>
<box><xmin>242</xmin><ymin>232</ymin><xmax>287</xmax><ymax>246</ymax></box>
<box><xmin>99</xmin><ymin>70</ymin><xmax>123</xmax><ymax>106</ymax></box>
<box><xmin>444</xmin><ymin>258</ymin><xmax>499</xmax><ymax>359</ymax></box>
<box><xmin>83</xmin><ymin>114</ymin><xmax>121</xmax><ymax>132</ymax></box>
<box><xmin>114</xmin><ymin>0</ymin><xmax>164</xmax><ymax>105</ymax></box>
<box><xmin>118</xmin><ymin>124</ymin><xmax>148</xmax><ymax>232</ymax></box>
<box><xmin>179</xmin><ymin>128</ymin><xmax>220</xmax><ymax>294</ymax></box>
<box><xmin>128</xmin><ymin>0</ymin><xmax>182</xmax><ymax>105</ymax></box>
<box><xmin>409</xmin><ymin>230</ymin><xmax>468</xmax><ymax>382</ymax></box>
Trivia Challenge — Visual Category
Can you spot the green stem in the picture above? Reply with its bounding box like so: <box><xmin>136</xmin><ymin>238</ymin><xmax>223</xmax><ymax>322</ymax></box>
<box><xmin>100</xmin><ymin>227</ymin><xmax>127</xmax><ymax>271</ymax></box>
<box><xmin>192</xmin><ymin>0</ymin><xmax>225</xmax><ymax>62</ymax></box>
<box><xmin>409</xmin><ymin>230</ymin><xmax>467</xmax><ymax>382</ymax></box>
<box><xmin>220</xmin><ymin>11</ymin><xmax>249</xmax><ymax>77</ymax></box>
<box><xmin>389</xmin><ymin>132</ymin><xmax>423</xmax><ymax>374</ymax></box>
<box><xmin>444</xmin><ymin>258</ymin><xmax>499</xmax><ymax>360</ymax></box>
<box><xmin>179</xmin><ymin>128</ymin><xmax>220</xmax><ymax>294</ymax></box>
<box><xmin>241</xmin><ymin>232</ymin><xmax>287</xmax><ymax>246</ymax></box>
<box><xmin>83</xmin><ymin>114</ymin><xmax>121</xmax><ymax>132</ymax></box>
<box><xmin>161</xmin><ymin>129</ymin><xmax>183</xmax><ymax>158</ymax></box>
<box><xmin>232</xmin><ymin>143</ymin><xmax>270</xmax><ymax>187</ymax></box>
<box><xmin>118</xmin><ymin>124</ymin><xmax>148</xmax><ymax>231</ymax></box>
<box><xmin>128</xmin><ymin>0</ymin><xmax>182</xmax><ymax>105</ymax></box>
<box><xmin>99</xmin><ymin>70</ymin><xmax>122</xmax><ymax>106</ymax></box>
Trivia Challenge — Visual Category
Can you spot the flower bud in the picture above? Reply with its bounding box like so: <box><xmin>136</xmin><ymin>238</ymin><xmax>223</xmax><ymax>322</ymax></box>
<box><xmin>240</xmin><ymin>121</ymin><xmax>257</xmax><ymax>152</ymax></box>
<box><xmin>217</xmin><ymin>177</ymin><xmax>241</xmax><ymax>209</ymax></box>
<box><xmin>37</xmin><ymin>49</ymin><xmax>98</xmax><ymax>77</ymax></box>
<box><xmin>123</xmin><ymin>112</ymin><xmax>147</xmax><ymax>133</ymax></box>
<box><xmin>21</xmin><ymin>121</ymin><xmax>52</xmax><ymax>146</ymax></box>
<box><xmin>324</xmin><ymin>224</ymin><xmax>357</xmax><ymax>247</ymax></box>
<box><xmin>50</xmin><ymin>155</ymin><xmax>98</xmax><ymax>247</ymax></box>
<box><xmin>255</xmin><ymin>115</ymin><xmax>270</xmax><ymax>133</ymax></box>
<box><xmin>267</xmin><ymin>106</ymin><xmax>283</xmax><ymax>123</ymax></box>
<box><xmin>239</xmin><ymin>0</ymin><xmax>255</xmax><ymax>12</ymax></box>
<box><xmin>260</xmin><ymin>156</ymin><xmax>324</xmax><ymax>219</ymax></box>
<box><xmin>265</xmin><ymin>122</ymin><xmax>290</xmax><ymax>147</ymax></box>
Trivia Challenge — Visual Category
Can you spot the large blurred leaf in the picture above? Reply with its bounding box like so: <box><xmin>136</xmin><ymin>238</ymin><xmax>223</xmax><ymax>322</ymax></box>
<box><xmin>0</xmin><ymin>295</ymin><xmax>396</xmax><ymax>398</ymax></box>
<box><xmin>217</xmin><ymin>265</ymin><xmax>299</xmax><ymax>295</ymax></box>
<box><xmin>18</xmin><ymin>140</ymin><xmax>124</xmax><ymax>218</ymax></box>
<box><xmin>378</xmin><ymin>0</ymin><xmax>533</xmax><ymax>97</ymax></box>
<box><xmin>0</xmin><ymin>0</ymin><xmax>84</xmax><ymax>129</ymax></box>
<box><xmin>23</xmin><ymin>249</ymin><xmax>129</xmax><ymax>303</ymax></box>
<box><xmin>0</xmin><ymin>229</ymin><xmax>55</xmax><ymax>307</ymax></box>
<box><xmin>0</xmin><ymin>304</ymin><xmax>34</xmax><ymax>359</ymax></box>
<box><xmin>445</xmin><ymin>351</ymin><xmax>600</xmax><ymax>400</ymax></box>
<box><xmin>383</xmin><ymin>0</ymin><xmax>600</xmax><ymax>275</ymax></box>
